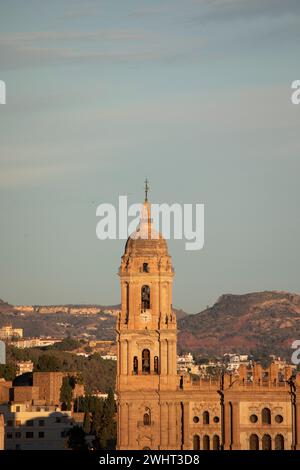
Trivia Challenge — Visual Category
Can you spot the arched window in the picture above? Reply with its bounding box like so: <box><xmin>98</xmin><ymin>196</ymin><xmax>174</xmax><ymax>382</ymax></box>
<box><xmin>249</xmin><ymin>434</ymin><xmax>259</xmax><ymax>450</ymax></box>
<box><xmin>154</xmin><ymin>356</ymin><xmax>159</xmax><ymax>374</ymax></box>
<box><xmin>143</xmin><ymin>263</ymin><xmax>149</xmax><ymax>273</ymax></box>
<box><xmin>141</xmin><ymin>285</ymin><xmax>150</xmax><ymax>310</ymax></box>
<box><xmin>203</xmin><ymin>435</ymin><xmax>210</xmax><ymax>450</ymax></box>
<box><xmin>275</xmin><ymin>434</ymin><xmax>284</xmax><ymax>450</ymax></box>
<box><xmin>142</xmin><ymin>349</ymin><xmax>150</xmax><ymax>374</ymax></box>
<box><xmin>203</xmin><ymin>411</ymin><xmax>210</xmax><ymax>425</ymax></box>
<box><xmin>213</xmin><ymin>435</ymin><xmax>220</xmax><ymax>450</ymax></box>
<box><xmin>133</xmin><ymin>356</ymin><xmax>138</xmax><ymax>375</ymax></box>
<box><xmin>262</xmin><ymin>407</ymin><xmax>271</xmax><ymax>425</ymax></box>
<box><xmin>143</xmin><ymin>408</ymin><xmax>151</xmax><ymax>426</ymax></box>
<box><xmin>193</xmin><ymin>435</ymin><xmax>200</xmax><ymax>450</ymax></box>
<box><xmin>262</xmin><ymin>434</ymin><xmax>272</xmax><ymax>450</ymax></box>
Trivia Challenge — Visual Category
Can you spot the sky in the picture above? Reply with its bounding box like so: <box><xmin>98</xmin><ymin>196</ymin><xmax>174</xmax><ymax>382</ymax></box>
<box><xmin>0</xmin><ymin>0</ymin><xmax>300</xmax><ymax>312</ymax></box>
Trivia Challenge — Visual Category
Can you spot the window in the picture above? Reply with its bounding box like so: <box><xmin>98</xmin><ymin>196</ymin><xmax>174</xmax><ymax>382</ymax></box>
<box><xmin>193</xmin><ymin>416</ymin><xmax>199</xmax><ymax>423</ymax></box>
<box><xmin>275</xmin><ymin>414</ymin><xmax>283</xmax><ymax>424</ymax></box>
<box><xmin>213</xmin><ymin>435</ymin><xmax>220</xmax><ymax>450</ymax></box>
<box><xmin>133</xmin><ymin>356</ymin><xmax>138</xmax><ymax>375</ymax></box>
<box><xmin>26</xmin><ymin>432</ymin><xmax>34</xmax><ymax>439</ymax></box>
<box><xmin>143</xmin><ymin>409</ymin><xmax>151</xmax><ymax>426</ymax></box>
<box><xmin>7</xmin><ymin>420</ymin><xmax>13</xmax><ymax>427</ymax></box>
<box><xmin>15</xmin><ymin>432</ymin><xmax>21</xmax><ymax>439</ymax></box>
<box><xmin>213</xmin><ymin>416</ymin><xmax>220</xmax><ymax>423</ymax></box>
<box><xmin>6</xmin><ymin>433</ymin><xmax>13</xmax><ymax>439</ymax></box>
<box><xmin>262</xmin><ymin>408</ymin><xmax>271</xmax><ymax>425</ymax></box>
<box><xmin>143</xmin><ymin>263</ymin><xmax>149</xmax><ymax>273</ymax></box>
<box><xmin>193</xmin><ymin>435</ymin><xmax>200</xmax><ymax>450</ymax></box>
<box><xmin>142</xmin><ymin>349</ymin><xmax>150</xmax><ymax>374</ymax></box>
<box><xmin>250</xmin><ymin>414</ymin><xmax>258</xmax><ymax>423</ymax></box>
<box><xmin>154</xmin><ymin>356</ymin><xmax>159</xmax><ymax>374</ymax></box>
<box><xmin>38</xmin><ymin>432</ymin><xmax>45</xmax><ymax>439</ymax></box>
<box><xmin>203</xmin><ymin>435</ymin><xmax>210</xmax><ymax>450</ymax></box>
<box><xmin>39</xmin><ymin>420</ymin><xmax>45</xmax><ymax>427</ymax></box>
<box><xmin>26</xmin><ymin>420</ymin><xmax>34</xmax><ymax>427</ymax></box>
<box><xmin>249</xmin><ymin>434</ymin><xmax>259</xmax><ymax>450</ymax></box>
<box><xmin>262</xmin><ymin>434</ymin><xmax>272</xmax><ymax>450</ymax></box>
<box><xmin>16</xmin><ymin>406</ymin><xmax>20</xmax><ymax>412</ymax></box>
<box><xmin>126</xmin><ymin>283</ymin><xmax>129</xmax><ymax>319</ymax></box>
<box><xmin>141</xmin><ymin>285</ymin><xmax>150</xmax><ymax>310</ymax></box>
<box><xmin>275</xmin><ymin>434</ymin><xmax>284</xmax><ymax>450</ymax></box>
<box><xmin>15</xmin><ymin>420</ymin><xmax>21</xmax><ymax>427</ymax></box>
<box><xmin>203</xmin><ymin>411</ymin><xmax>210</xmax><ymax>425</ymax></box>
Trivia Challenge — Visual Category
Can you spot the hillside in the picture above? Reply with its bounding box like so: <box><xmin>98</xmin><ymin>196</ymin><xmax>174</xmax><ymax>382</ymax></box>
<box><xmin>0</xmin><ymin>299</ymin><xmax>187</xmax><ymax>340</ymax></box>
<box><xmin>178</xmin><ymin>291</ymin><xmax>300</xmax><ymax>360</ymax></box>
<box><xmin>3</xmin><ymin>291</ymin><xmax>299</xmax><ymax>360</ymax></box>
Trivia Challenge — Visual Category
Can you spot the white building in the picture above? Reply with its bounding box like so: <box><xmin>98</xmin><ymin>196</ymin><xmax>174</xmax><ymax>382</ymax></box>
<box><xmin>0</xmin><ymin>403</ymin><xmax>75</xmax><ymax>450</ymax></box>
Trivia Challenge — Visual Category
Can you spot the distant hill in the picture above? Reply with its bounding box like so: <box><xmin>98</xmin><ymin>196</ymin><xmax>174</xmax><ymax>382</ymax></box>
<box><xmin>0</xmin><ymin>299</ymin><xmax>15</xmax><ymax>314</ymax></box>
<box><xmin>3</xmin><ymin>291</ymin><xmax>299</xmax><ymax>360</ymax></box>
<box><xmin>0</xmin><ymin>298</ymin><xmax>187</xmax><ymax>340</ymax></box>
<box><xmin>178</xmin><ymin>291</ymin><xmax>300</xmax><ymax>360</ymax></box>
<box><xmin>173</xmin><ymin>308</ymin><xmax>188</xmax><ymax>320</ymax></box>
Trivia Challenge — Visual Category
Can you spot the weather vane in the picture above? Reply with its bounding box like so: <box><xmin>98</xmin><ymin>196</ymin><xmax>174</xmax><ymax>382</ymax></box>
<box><xmin>144</xmin><ymin>178</ymin><xmax>149</xmax><ymax>201</ymax></box>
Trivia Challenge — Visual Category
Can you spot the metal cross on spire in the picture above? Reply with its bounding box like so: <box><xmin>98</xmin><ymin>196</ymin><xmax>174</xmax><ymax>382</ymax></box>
<box><xmin>144</xmin><ymin>178</ymin><xmax>149</xmax><ymax>202</ymax></box>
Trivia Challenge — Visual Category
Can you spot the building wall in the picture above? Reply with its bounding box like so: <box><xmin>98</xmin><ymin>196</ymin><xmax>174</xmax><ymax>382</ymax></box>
<box><xmin>11</xmin><ymin>386</ymin><xmax>40</xmax><ymax>403</ymax></box>
<box><xmin>0</xmin><ymin>403</ymin><xmax>73</xmax><ymax>450</ymax></box>
<box><xmin>0</xmin><ymin>381</ymin><xmax>11</xmax><ymax>404</ymax></box>
<box><xmin>33</xmin><ymin>372</ymin><xmax>64</xmax><ymax>406</ymax></box>
<box><xmin>0</xmin><ymin>414</ymin><xmax>4</xmax><ymax>450</ymax></box>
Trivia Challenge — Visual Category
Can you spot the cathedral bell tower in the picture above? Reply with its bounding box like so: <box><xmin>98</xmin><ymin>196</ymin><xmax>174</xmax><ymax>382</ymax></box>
<box><xmin>116</xmin><ymin>183</ymin><xmax>179</xmax><ymax>450</ymax></box>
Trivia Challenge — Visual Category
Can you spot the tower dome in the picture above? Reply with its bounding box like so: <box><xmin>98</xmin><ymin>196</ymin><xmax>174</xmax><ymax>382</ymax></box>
<box><xmin>124</xmin><ymin>199</ymin><xmax>168</xmax><ymax>256</ymax></box>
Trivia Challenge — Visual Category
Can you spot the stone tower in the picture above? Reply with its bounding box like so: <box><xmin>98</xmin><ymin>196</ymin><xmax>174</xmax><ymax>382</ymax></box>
<box><xmin>116</xmin><ymin>188</ymin><xmax>179</xmax><ymax>450</ymax></box>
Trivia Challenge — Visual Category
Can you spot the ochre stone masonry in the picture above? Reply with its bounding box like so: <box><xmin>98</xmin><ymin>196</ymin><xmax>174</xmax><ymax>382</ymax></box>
<box><xmin>116</xmin><ymin>195</ymin><xmax>300</xmax><ymax>450</ymax></box>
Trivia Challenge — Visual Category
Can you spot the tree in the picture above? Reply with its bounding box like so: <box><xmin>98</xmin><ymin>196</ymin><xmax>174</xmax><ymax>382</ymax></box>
<box><xmin>66</xmin><ymin>425</ymin><xmax>87</xmax><ymax>450</ymax></box>
<box><xmin>60</xmin><ymin>376</ymin><xmax>73</xmax><ymax>410</ymax></box>
<box><xmin>92</xmin><ymin>388</ymin><xmax>116</xmax><ymax>449</ymax></box>
<box><xmin>36</xmin><ymin>354</ymin><xmax>62</xmax><ymax>372</ymax></box>
<box><xmin>83</xmin><ymin>411</ymin><xmax>91</xmax><ymax>434</ymax></box>
<box><xmin>51</xmin><ymin>337</ymin><xmax>80</xmax><ymax>352</ymax></box>
<box><xmin>0</xmin><ymin>363</ymin><xmax>17</xmax><ymax>381</ymax></box>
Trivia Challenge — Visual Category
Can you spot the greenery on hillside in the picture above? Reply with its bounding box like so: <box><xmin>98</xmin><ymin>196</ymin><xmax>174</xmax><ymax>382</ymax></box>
<box><xmin>4</xmin><ymin>345</ymin><xmax>116</xmax><ymax>393</ymax></box>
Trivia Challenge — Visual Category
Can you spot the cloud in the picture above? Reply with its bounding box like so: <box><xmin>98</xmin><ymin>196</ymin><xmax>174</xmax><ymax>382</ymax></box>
<box><xmin>189</xmin><ymin>0</ymin><xmax>300</xmax><ymax>24</ymax></box>
<box><xmin>0</xmin><ymin>30</ymin><xmax>144</xmax><ymax>44</ymax></box>
<box><xmin>0</xmin><ymin>162</ymin><xmax>67</xmax><ymax>189</ymax></box>
<box><xmin>129</xmin><ymin>7</ymin><xmax>166</xmax><ymax>18</ymax></box>
<box><xmin>0</xmin><ymin>29</ymin><xmax>151</xmax><ymax>70</ymax></box>
<box><xmin>62</xmin><ymin>7</ymin><xmax>99</xmax><ymax>20</ymax></box>
<box><xmin>0</xmin><ymin>26</ymin><xmax>204</xmax><ymax>70</ymax></box>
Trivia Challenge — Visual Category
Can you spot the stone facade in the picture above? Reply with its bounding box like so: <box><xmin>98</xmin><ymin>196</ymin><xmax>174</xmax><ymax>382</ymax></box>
<box><xmin>0</xmin><ymin>414</ymin><xmax>4</xmax><ymax>450</ymax></box>
<box><xmin>116</xmin><ymin>196</ymin><xmax>300</xmax><ymax>450</ymax></box>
